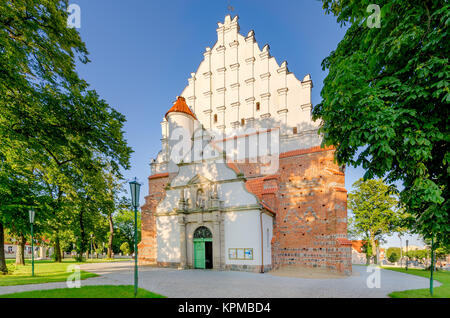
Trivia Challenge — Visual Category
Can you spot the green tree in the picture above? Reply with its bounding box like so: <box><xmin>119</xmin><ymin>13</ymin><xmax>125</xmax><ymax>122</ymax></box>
<box><xmin>314</xmin><ymin>1</ymin><xmax>449</xmax><ymax>248</ymax></box>
<box><xmin>387</xmin><ymin>252</ymin><xmax>399</xmax><ymax>263</ymax></box>
<box><xmin>114</xmin><ymin>203</ymin><xmax>141</xmax><ymax>254</ymax></box>
<box><xmin>435</xmin><ymin>245</ymin><xmax>450</xmax><ymax>261</ymax></box>
<box><xmin>348</xmin><ymin>179</ymin><xmax>401</xmax><ymax>264</ymax></box>
<box><xmin>405</xmin><ymin>249</ymin><xmax>429</xmax><ymax>264</ymax></box>
<box><xmin>120</xmin><ymin>242</ymin><xmax>130</xmax><ymax>256</ymax></box>
<box><xmin>387</xmin><ymin>247</ymin><xmax>401</xmax><ymax>263</ymax></box>
<box><xmin>0</xmin><ymin>156</ymin><xmax>44</xmax><ymax>270</ymax></box>
<box><xmin>0</xmin><ymin>1</ymin><xmax>132</xmax><ymax>266</ymax></box>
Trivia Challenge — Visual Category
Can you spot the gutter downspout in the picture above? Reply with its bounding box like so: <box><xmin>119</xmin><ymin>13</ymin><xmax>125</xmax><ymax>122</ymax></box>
<box><xmin>260</xmin><ymin>211</ymin><xmax>264</xmax><ymax>273</ymax></box>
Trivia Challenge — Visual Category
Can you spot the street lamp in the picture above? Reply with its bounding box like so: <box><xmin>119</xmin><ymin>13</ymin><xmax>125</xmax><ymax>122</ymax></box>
<box><xmin>90</xmin><ymin>234</ymin><xmax>94</xmax><ymax>260</ymax></box>
<box><xmin>405</xmin><ymin>239</ymin><xmax>409</xmax><ymax>271</ymax></box>
<box><xmin>28</xmin><ymin>209</ymin><xmax>35</xmax><ymax>277</ymax></box>
<box><xmin>129</xmin><ymin>177</ymin><xmax>141</xmax><ymax>297</ymax></box>
<box><xmin>430</xmin><ymin>236</ymin><xmax>435</xmax><ymax>296</ymax></box>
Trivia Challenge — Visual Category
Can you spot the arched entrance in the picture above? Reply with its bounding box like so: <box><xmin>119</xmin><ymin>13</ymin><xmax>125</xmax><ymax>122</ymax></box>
<box><xmin>193</xmin><ymin>226</ymin><xmax>213</xmax><ymax>269</ymax></box>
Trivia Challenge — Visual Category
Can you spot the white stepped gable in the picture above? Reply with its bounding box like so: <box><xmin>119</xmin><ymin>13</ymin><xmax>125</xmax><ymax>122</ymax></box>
<box><xmin>180</xmin><ymin>15</ymin><xmax>315</xmax><ymax>133</ymax></box>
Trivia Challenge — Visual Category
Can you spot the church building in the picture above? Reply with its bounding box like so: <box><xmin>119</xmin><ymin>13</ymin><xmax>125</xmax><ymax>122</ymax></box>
<box><xmin>138</xmin><ymin>15</ymin><xmax>352</xmax><ymax>275</ymax></box>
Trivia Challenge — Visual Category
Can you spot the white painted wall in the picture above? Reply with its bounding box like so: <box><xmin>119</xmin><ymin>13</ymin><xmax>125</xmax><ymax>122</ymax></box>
<box><xmin>156</xmin><ymin>215</ymin><xmax>180</xmax><ymax>263</ymax></box>
<box><xmin>170</xmin><ymin>160</ymin><xmax>237</xmax><ymax>187</ymax></box>
<box><xmin>261</xmin><ymin>213</ymin><xmax>273</xmax><ymax>266</ymax></box>
<box><xmin>219</xmin><ymin>182</ymin><xmax>257</xmax><ymax>208</ymax></box>
<box><xmin>157</xmin><ymin>158</ymin><xmax>257</xmax><ymax>214</ymax></box>
<box><xmin>224</xmin><ymin>210</ymin><xmax>273</xmax><ymax>266</ymax></box>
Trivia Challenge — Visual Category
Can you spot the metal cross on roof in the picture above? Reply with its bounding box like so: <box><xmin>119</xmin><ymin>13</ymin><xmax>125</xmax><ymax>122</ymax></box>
<box><xmin>227</xmin><ymin>0</ymin><xmax>234</xmax><ymax>12</ymax></box>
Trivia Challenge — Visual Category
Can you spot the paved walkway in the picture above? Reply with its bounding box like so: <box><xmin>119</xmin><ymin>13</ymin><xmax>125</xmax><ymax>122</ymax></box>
<box><xmin>0</xmin><ymin>262</ymin><xmax>440</xmax><ymax>298</ymax></box>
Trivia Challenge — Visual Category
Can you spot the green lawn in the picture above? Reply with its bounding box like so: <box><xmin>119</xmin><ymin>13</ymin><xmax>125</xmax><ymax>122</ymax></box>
<box><xmin>0</xmin><ymin>259</ymin><xmax>98</xmax><ymax>286</ymax></box>
<box><xmin>383</xmin><ymin>267</ymin><xmax>450</xmax><ymax>298</ymax></box>
<box><xmin>5</xmin><ymin>258</ymin><xmax>132</xmax><ymax>264</ymax></box>
<box><xmin>0</xmin><ymin>285</ymin><xmax>166</xmax><ymax>298</ymax></box>
<box><xmin>1</xmin><ymin>258</ymin><xmax>131</xmax><ymax>286</ymax></box>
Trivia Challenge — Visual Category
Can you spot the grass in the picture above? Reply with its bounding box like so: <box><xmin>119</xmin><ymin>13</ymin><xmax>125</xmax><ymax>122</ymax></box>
<box><xmin>383</xmin><ymin>267</ymin><xmax>450</xmax><ymax>298</ymax></box>
<box><xmin>0</xmin><ymin>259</ymin><xmax>99</xmax><ymax>286</ymax></box>
<box><xmin>5</xmin><ymin>257</ymin><xmax>132</xmax><ymax>264</ymax></box>
<box><xmin>0</xmin><ymin>285</ymin><xmax>166</xmax><ymax>298</ymax></box>
<box><xmin>1</xmin><ymin>258</ymin><xmax>131</xmax><ymax>286</ymax></box>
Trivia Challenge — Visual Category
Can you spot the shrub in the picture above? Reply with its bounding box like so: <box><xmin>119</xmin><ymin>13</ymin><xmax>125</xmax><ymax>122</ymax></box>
<box><xmin>120</xmin><ymin>242</ymin><xmax>130</xmax><ymax>256</ymax></box>
<box><xmin>388</xmin><ymin>252</ymin><xmax>399</xmax><ymax>263</ymax></box>
<box><xmin>386</xmin><ymin>247</ymin><xmax>401</xmax><ymax>263</ymax></box>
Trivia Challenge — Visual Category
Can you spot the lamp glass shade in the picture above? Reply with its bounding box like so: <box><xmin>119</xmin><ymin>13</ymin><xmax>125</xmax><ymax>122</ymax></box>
<box><xmin>129</xmin><ymin>179</ymin><xmax>141</xmax><ymax>209</ymax></box>
<box><xmin>29</xmin><ymin>210</ymin><xmax>35</xmax><ymax>224</ymax></box>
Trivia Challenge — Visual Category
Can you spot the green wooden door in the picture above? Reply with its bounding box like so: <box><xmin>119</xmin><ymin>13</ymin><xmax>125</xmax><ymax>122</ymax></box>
<box><xmin>194</xmin><ymin>240</ymin><xmax>206</xmax><ymax>269</ymax></box>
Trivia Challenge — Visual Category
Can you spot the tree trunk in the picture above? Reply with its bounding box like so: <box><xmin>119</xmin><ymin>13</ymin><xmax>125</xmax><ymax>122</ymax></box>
<box><xmin>15</xmin><ymin>234</ymin><xmax>26</xmax><ymax>266</ymax></box>
<box><xmin>376</xmin><ymin>244</ymin><xmax>380</xmax><ymax>265</ymax></box>
<box><xmin>77</xmin><ymin>208</ymin><xmax>86</xmax><ymax>261</ymax></box>
<box><xmin>364</xmin><ymin>239</ymin><xmax>371</xmax><ymax>265</ymax></box>
<box><xmin>370</xmin><ymin>235</ymin><xmax>377</xmax><ymax>264</ymax></box>
<box><xmin>54</xmin><ymin>234</ymin><xmax>62</xmax><ymax>262</ymax></box>
<box><xmin>107</xmin><ymin>213</ymin><xmax>114</xmax><ymax>259</ymax></box>
<box><xmin>399</xmin><ymin>234</ymin><xmax>403</xmax><ymax>267</ymax></box>
<box><xmin>93</xmin><ymin>241</ymin><xmax>99</xmax><ymax>259</ymax></box>
<box><xmin>0</xmin><ymin>223</ymin><xmax>8</xmax><ymax>274</ymax></box>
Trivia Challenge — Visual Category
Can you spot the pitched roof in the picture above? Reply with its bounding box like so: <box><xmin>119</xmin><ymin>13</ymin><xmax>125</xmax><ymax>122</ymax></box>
<box><xmin>244</xmin><ymin>175</ymin><xmax>279</xmax><ymax>214</ymax></box>
<box><xmin>165</xmin><ymin>96</ymin><xmax>197</xmax><ymax>120</ymax></box>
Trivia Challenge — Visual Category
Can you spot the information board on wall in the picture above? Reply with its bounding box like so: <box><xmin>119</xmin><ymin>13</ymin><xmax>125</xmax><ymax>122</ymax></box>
<box><xmin>228</xmin><ymin>248</ymin><xmax>253</xmax><ymax>260</ymax></box>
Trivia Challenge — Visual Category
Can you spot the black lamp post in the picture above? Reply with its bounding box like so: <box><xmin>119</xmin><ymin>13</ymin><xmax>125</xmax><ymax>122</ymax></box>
<box><xmin>90</xmin><ymin>234</ymin><xmax>93</xmax><ymax>260</ymax></box>
<box><xmin>129</xmin><ymin>178</ymin><xmax>141</xmax><ymax>297</ymax></box>
<box><xmin>28</xmin><ymin>209</ymin><xmax>35</xmax><ymax>277</ymax></box>
<box><xmin>405</xmin><ymin>239</ymin><xmax>409</xmax><ymax>271</ymax></box>
<box><xmin>430</xmin><ymin>236</ymin><xmax>435</xmax><ymax>296</ymax></box>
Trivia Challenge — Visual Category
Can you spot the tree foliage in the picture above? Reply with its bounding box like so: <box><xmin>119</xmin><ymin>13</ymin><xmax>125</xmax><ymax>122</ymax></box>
<box><xmin>113</xmin><ymin>202</ymin><xmax>141</xmax><ymax>254</ymax></box>
<box><xmin>386</xmin><ymin>247</ymin><xmax>401</xmax><ymax>263</ymax></box>
<box><xmin>315</xmin><ymin>0</ymin><xmax>449</xmax><ymax>246</ymax></box>
<box><xmin>348</xmin><ymin>178</ymin><xmax>401</xmax><ymax>262</ymax></box>
<box><xmin>0</xmin><ymin>1</ymin><xmax>133</xmax><ymax>270</ymax></box>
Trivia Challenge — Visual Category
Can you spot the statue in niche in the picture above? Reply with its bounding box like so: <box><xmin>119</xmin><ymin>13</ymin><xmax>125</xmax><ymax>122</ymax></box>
<box><xmin>196</xmin><ymin>189</ymin><xmax>206</xmax><ymax>210</ymax></box>
<box><xmin>211</xmin><ymin>183</ymin><xmax>219</xmax><ymax>199</ymax></box>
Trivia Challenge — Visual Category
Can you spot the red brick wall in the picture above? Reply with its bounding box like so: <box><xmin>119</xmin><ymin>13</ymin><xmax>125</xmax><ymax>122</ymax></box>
<box><xmin>238</xmin><ymin>146</ymin><xmax>352</xmax><ymax>275</ymax></box>
<box><xmin>138</xmin><ymin>173</ymin><xmax>169</xmax><ymax>265</ymax></box>
<box><xmin>140</xmin><ymin>147</ymin><xmax>352</xmax><ymax>274</ymax></box>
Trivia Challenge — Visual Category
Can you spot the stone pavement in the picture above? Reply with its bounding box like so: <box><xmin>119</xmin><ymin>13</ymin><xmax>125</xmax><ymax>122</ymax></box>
<box><xmin>0</xmin><ymin>262</ymin><xmax>440</xmax><ymax>298</ymax></box>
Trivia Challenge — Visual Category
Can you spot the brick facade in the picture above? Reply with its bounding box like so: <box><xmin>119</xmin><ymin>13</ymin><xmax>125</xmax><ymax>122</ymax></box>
<box><xmin>276</xmin><ymin>147</ymin><xmax>351</xmax><ymax>274</ymax></box>
<box><xmin>138</xmin><ymin>173</ymin><xmax>169</xmax><ymax>265</ymax></box>
<box><xmin>139</xmin><ymin>146</ymin><xmax>352</xmax><ymax>275</ymax></box>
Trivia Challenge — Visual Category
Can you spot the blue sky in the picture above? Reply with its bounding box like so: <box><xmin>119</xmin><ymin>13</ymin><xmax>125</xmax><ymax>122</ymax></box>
<box><xmin>73</xmin><ymin>0</ymin><xmax>423</xmax><ymax>248</ymax></box>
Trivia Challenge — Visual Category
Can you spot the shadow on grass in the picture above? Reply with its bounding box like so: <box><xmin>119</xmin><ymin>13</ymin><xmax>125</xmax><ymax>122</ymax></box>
<box><xmin>383</xmin><ymin>267</ymin><xmax>449</xmax><ymax>298</ymax></box>
<box><xmin>0</xmin><ymin>271</ymin><xmax>97</xmax><ymax>286</ymax></box>
<box><xmin>0</xmin><ymin>285</ymin><xmax>166</xmax><ymax>298</ymax></box>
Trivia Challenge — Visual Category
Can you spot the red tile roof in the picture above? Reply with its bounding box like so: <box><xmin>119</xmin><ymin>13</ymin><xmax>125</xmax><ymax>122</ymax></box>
<box><xmin>149</xmin><ymin>172</ymin><xmax>170</xmax><ymax>180</ymax></box>
<box><xmin>244</xmin><ymin>176</ymin><xmax>278</xmax><ymax>214</ymax></box>
<box><xmin>260</xmin><ymin>201</ymin><xmax>276</xmax><ymax>215</ymax></box>
<box><xmin>165</xmin><ymin>96</ymin><xmax>197</xmax><ymax>120</ymax></box>
<box><xmin>280</xmin><ymin>145</ymin><xmax>335</xmax><ymax>158</ymax></box>
<box><xmin>337</xmin><ymin>238</ymin><xmax>352</xmax><ymax>246</ymax></box>
<box><xmin>352</xmin><ymin>240</ymin><xmax>365</xmax><ymax>253</ymax></box>
<box><xmin>351</xmin><ymin>240</ymin><xmax>379</xmax><ymax>252</ymax></box>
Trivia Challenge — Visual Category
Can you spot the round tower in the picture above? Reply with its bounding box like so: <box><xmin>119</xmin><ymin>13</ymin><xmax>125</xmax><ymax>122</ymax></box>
<box><xmin>165</xmin><ymin>96</ymin><xmax>197</xmax><ymax>163</ymax></box>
